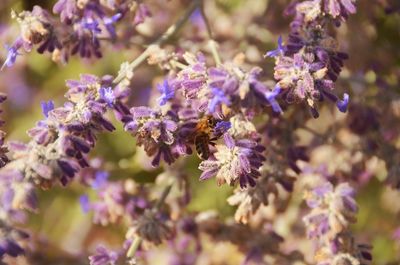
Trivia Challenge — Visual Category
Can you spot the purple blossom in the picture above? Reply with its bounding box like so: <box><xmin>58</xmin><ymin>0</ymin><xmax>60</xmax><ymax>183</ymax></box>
<box><xmin>0</xmin><ymin>238</ymin><xmax>25</xmax><ymax>258</ymax></box>
<box><xmin>199</xmin><ymin>134</ymin><xmax>265</xmax><ymax>188</ymax></box>
<box><xmin>303</xmin><ymin>181</ymin><xmax>358</xmax><ymax>240</ymax></box>
<box><xmin>99</xmin><ymin>87</ymin><xmax>115</xmax><ymax>107</ymax></box>
<box><xmin>264</xmin><ymin>85</ymin><xmax>283</xmax><ymax>113</ymax></box>
<box><xmin>264</xmin><ymin>36</ymin><xmax>285</xmax><ymax>58</ymax></box>
<box><xmin>1</xmin><ymin>40</ymin><xmax>23</xmax><ymax>70</ymax></box>
<box><xmin>214</xmin><ymin>121</ymin><xmax>231</xmax><ymax>136</ymax></box>
<box><xmin>89</xmin><ymin>245</ymin><xmax>120</xmax><ymax>265</ymax></box>
<box><xmin>171</xmin><ymin>53</ymin><xmax>207</xmax><ymax>98</ymax></box>
<box><xmin>40</xmin><ymin>100</ymin><xmax>55</xmax><ymax>117</ymax></box>
<box><xmin>323</xmin><ymin>0</ymin><xmax>357</xmax><ymax>19</ymax></box>
<box><xmin>124</xmin><ymin>107</ymin><xmax>180</xmax><ymax>166</ymax></box>
<box><xmin>0</xmin><ymin>74</ymin><xmax>116</xmax><ymax>187</ymax></box>
<box><xmin>82</xmin><ymin>18</ymin><xmax>102</xmax><ymax>37</ymax></box>
<box><xmin>91</xmin><ymin>171</ymin><xmax>109</xmax><ymax>190</ymax></box>
<box><xmin>272</xmin><ymin>51</ymin><xmax>338</xmax><ymax>117</ymax></box>
<box><xmin>157</xmin><ymin>79</ymin><xmax>175</xmax><ymax>106</ymax></box>
<box><xmin>103</xmin><ymin>13</ymin><xmax>122</xmax><ymax>39</ymax></box>
<box><xmin>336</xmin><ymin>93</ymin><xmax>349</xmax><ymax>113</ymax></box>
<box><xmin>53</xmin><ymin>0</ymin><xmax>78</xmax><ymax>24</ymax></box>
<box><xmin>80</xmin><ymin>194</ymin><xmax>91</xmax><ymax>213</ymax></box>
<box><xmin>0</xmin><ymin>169</ymin><xmax>38</xmax><ymax>212</ymax></box>
<box><xmin>208</xmin><ymin>87</ymin><xmax>231</xmax><ymax>113</ymax></box>
<box><xmin>190</xmin><ymin>8</ymin><xmax>205</xmax><ymax>29</ymax></box>
<box><xmin>81</xmin><ymin>174</ymin><xmax>149</xmax><ymax>225</ymax></box>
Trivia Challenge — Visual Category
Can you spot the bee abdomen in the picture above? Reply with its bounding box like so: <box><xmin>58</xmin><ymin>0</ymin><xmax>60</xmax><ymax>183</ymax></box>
<box><xmin>195</xmin><ymin>133</ymin><xmax>210</xmax><ymax>160</ymax></box>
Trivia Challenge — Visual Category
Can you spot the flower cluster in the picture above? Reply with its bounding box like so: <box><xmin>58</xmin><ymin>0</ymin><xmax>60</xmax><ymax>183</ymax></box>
<box><xmin>266</xmin><ymin>0</ymin><xmax>355</xmax><ymax>117</ymax></box>
<box><xmin>303</xmin><ymin>181</ymin><xmax>372</xmax><ymax>264</ymax></box>
<box><xmin>122</xmin><ymin>106</ymin><xmax>187</xmax><ymax>167</ymax></box>
<box><xmin>0</xmin><ymin>94</ymin><xmax>31</xmax><ymax>260</ymax></box>
<box><xmin>170</xmin><ymin>52</ymin><xmax>282</xmax><ymax>117</ymax></box>
<box><xmin>0</xmin><ymin>74</ymin><xmax>117</xmax><ymax>204</ymax></box>
<box><xmin>199</xmin><ymin>134</ymin><xmax>265</xmax><ymax>188</ymax></box>
<box><xmin>2</xmin><ymin>0</ymin><xmax>150</xmax><ymax>67</ymax></box>
<box><xmin>1</xmin><ymin>0</ymin><xmax>396</xmax><ymax>264</ymax></box>
<box><xmin>80</xmin><ymin>169</ymin><xmax>149</xmax><ymax>226</ymax></box>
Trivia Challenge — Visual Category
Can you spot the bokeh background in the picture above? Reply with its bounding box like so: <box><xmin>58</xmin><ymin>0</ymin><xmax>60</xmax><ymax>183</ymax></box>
<box><xmin>0</xmin><ymin>0</ymin><xmax>399</xmax><ymax>264</ymax></box>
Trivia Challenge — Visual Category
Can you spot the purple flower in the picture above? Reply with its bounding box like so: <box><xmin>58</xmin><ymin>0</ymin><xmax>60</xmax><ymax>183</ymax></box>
<box><xmin>53</xmin><ymin>0</ymin><xmax>78</xmax><ymax>24</ymax></box>
<box><xmin>83</xmin><ymin>18</ymin><xmax>102</xmax><ymax>41</ymax></box>
<box><xmin>336</xmin><ymin>93</ymin><xmax>349</xmax><ymax>113</ymax></box>
<box><xmin>0</xmin><ymin>169</ymin><xmax>38</xmax><ymax>212</ymax></box>
<box><xmin>5</xmin><ymin>74</ymin><xmax>117</xmax><ymax>187</ymax></box>
<box><xmin>303</xmin><ymin>181</ymin><xmax>358</xmax><ymax>239</ymax></box>
<box><xmin>199</xmin><ymin>134</ymin><xmax>265</xmax><ymax>188</ymax></box>
<box><xmin>157</xmin><ymin>79</ymin><xmax>175</xmax><ymax>106</ymax></box>
<box><xmin>190</xmin><ymin>8</ymin><xmax>205</xmax><ymax>29</ymax></box>
<box><xmin>91</xmin><ymin>171</ymin><xmax>109</xmax><ymax>190</ymax></box>
<box><xmin>89</xmin><ymin>245</ymin><xmax>119</xmax><ymax>265</ymax></box>
<box><xmin>264</xmin><ymin>85</ymin><xmax>283</xmax><ymax>113</ymax></box>
<box><xmin>173</xmin><ymin>53</ymin><xmax>208</xmax><ymax>99</ymax></box>
<box><xmin>104</xmin><ymin>13</ymin><xmax>122</xmax><ymax>39</ymax></box>
<box><xmin>0</xmin><ymin>239</ymin><xmax>25</xmax><ymax>258</ymax></box>
<box><xmin>272</xmin><ymin>51</ymin><xmax>337</xmax><ymax>116</ymax></box>
<box><xmin>214</xmin><ymin>121</ymin><xmax>231</xmax><ymax>136</ymax></box>
<box><xmin>82</xmin><ymin>176</ymin><xmax>149</xmax><ymax>225</ymax></box>
<box><xmin>208</xmin><ymin>87</ymin><xmax>231</xmax><ymax>113</ymax></box>
<box><xmin>323</xmin><ymin>0</ymin><xmax>357</xmax><ymax>19</ymax></box>
<box><xmin>1</xmin><ymin>40</ymin><xmax>23</xmax><ymax>70</ymax></box>
<box><xmin>264</xmin><ymin>36</ymin><xmax>285</xmax><ymax>58</ymax></box>
<box><xmin>80</xmin><ymin>194</ymin><xmax>91</xmax><ymax>213</ymax></box>
<box><xmin>124</xmin><ymin>107</ymin><xmax>179</xmax><ymax>166</ymax></box>
<box><xmin>40</xmin><ymin>100</ymin><xmax>55</xmax><ymax>117</ymax></box>
<box><xmin>99</xmin><ymin>87</ymin><xmax>115</xmax><ymax>107</ymax></box>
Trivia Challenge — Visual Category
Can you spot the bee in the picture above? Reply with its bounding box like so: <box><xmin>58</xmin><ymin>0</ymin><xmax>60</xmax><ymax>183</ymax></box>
<box><xmin>193</xmin><ymin>115</ymin><xmax>219</xmax><ymax>160</ymax></box>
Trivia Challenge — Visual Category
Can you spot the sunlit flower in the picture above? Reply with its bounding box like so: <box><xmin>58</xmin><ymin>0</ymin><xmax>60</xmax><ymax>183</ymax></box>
<box><xmin>199</xmin><ymin>134</ymin><xmax>265</xmax><ymax>188</ymax></box>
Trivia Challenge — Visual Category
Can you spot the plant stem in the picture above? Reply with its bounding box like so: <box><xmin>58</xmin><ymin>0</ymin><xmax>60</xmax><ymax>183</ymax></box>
<box><xmin>199</xmin><ymin>2</ymin><xmax>221</xmax><ymax>65</ymax></box>
<box><xmin>126</xmin><ymin>236</ymin><xmax>142</xmax><ymax>258</ymax></box>
<box><xmin>113</xmin><ymin>0</ymin><xmax>201</xmax><ymax>84</ymax></box>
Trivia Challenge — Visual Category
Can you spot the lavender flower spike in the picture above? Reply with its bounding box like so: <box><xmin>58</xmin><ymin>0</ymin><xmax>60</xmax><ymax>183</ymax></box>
<box><xmin>199</xmin><ymin>133</ymin><xmax>265</xmax><ymax>188</ymax></box>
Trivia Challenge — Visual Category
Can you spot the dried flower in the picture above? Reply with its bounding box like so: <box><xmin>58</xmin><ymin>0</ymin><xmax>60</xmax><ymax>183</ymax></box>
<box><xmin>129</xmin><ymin>209</ymin><xmax>173</xmax><ymax>245</ymax></box>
